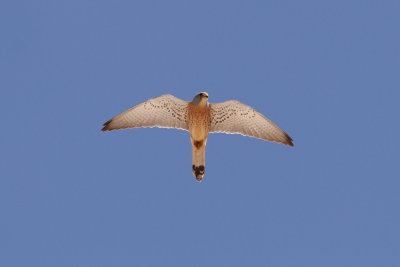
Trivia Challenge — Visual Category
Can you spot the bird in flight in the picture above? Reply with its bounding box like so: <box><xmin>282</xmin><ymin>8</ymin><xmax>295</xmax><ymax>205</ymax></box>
<box><xmin>102</xmin><ymin>93</ymin><xmax>293</xmax><ymax>182</ymax></box>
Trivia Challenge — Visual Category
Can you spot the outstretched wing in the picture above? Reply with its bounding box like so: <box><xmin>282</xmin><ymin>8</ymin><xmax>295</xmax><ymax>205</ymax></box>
<box><xmin>102</xmin><ymin>94</ymin><xmax>189</xmax><ymax>131</ymax></box>
<box><xmin>209</xmin><ymin>100</ymin><xmax>293</xmax><ymax>146</ymax></box>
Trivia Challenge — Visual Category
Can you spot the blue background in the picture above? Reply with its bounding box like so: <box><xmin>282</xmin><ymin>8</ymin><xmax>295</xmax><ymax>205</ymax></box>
<box><xmin>1</xmin><ymin>0</ymin><xmax>399</xmax><ymax>266</ymax></box>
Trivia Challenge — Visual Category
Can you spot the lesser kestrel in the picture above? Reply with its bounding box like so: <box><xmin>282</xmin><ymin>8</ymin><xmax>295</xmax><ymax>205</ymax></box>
<box><xmin>102</xmin><ymin>93</ymin><xmax>293</xmax><ymax>181</ymax></box>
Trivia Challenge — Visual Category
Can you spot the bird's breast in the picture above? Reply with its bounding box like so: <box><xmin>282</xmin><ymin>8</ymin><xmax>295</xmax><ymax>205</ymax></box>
<box><xmin>187</xmin><ymin>103</ymin><xmax>211</xmax><ymax>141</ymax></box>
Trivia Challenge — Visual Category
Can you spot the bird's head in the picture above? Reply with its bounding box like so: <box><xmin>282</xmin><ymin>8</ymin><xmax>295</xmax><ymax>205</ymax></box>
<box><xmin>191</xmin><ymin>92</ymin><xmax>209</xmax><ymax>106</ymax></box>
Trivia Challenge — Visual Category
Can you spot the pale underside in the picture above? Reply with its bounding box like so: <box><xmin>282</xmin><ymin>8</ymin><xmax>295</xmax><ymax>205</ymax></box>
<box><xmin>102</xmin><ymin>94</ymin><xmax>189</xmax><ymax>131</ymax></box>
<box><xmin>209</xmin><ymin>100</ymin><xmax>293</xmax><ymax>146</ymax></box>
<box><xmin>102</xmin><ymin>94</ymin><xmax>293</xmax><ymax>146</ymax></box>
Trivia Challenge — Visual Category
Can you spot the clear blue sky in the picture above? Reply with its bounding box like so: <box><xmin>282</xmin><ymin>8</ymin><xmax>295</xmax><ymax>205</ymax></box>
<box><xmin>1</xmin><ymin>0</ymin><xmax>399</xmax><ymax>266</ymax></box>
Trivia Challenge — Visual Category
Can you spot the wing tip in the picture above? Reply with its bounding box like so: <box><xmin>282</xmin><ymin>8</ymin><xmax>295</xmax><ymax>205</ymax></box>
<box><xmin>101</xmin><ymin>119</ymin><xmax>113</xmax><ymax>131</ymax></box>
<box><xmin>284</xmin><ymin>132</ymin><xmax>294</xmax><ymax>147</ymax></box>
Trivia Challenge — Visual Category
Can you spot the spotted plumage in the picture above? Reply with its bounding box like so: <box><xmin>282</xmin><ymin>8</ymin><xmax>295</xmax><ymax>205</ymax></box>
<box><xmin>102</xmin><ymin>92</ymin><xmax>293</xmax><ymax>182</ymax></box>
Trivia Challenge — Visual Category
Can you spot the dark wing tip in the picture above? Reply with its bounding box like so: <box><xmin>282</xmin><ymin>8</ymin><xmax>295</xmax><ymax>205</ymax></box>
<box><xmin>284</xmin><ymin>132</ymin><xmax>294</xmax><ymax>147</ymax></box>
<box><xmin>101</xmin><ymin>119</ymin><xmax>113</xmax><ymax>131</ymax></box>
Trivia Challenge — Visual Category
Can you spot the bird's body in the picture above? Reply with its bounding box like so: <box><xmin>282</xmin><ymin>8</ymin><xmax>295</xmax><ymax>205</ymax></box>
<box><xmin>102</xmin><ymin>92</ymin><xmax>293</xmax><ymax>182</ymax></box>
<box><xmin>187</xmin><ymin>96</ymin><xmax>211</xmax><ymax>181</ymax></box>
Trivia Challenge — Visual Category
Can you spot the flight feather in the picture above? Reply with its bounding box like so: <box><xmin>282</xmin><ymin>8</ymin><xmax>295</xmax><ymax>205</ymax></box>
<box><xmin>210</xmin><ymin>100</ymin><xmax>293</xmax><ymax>146</ymax></box>
<box><xmin>102</xmin><ymin>94</ymin><xmax>189</xmax><ymax>131</ymax></box>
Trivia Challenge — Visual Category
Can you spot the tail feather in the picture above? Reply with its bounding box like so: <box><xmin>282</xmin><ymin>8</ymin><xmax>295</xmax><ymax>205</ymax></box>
<box><xmin>192</xmin><ymin>142</ymin><xmax>206</xmax><ymax>182</ymax></box>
